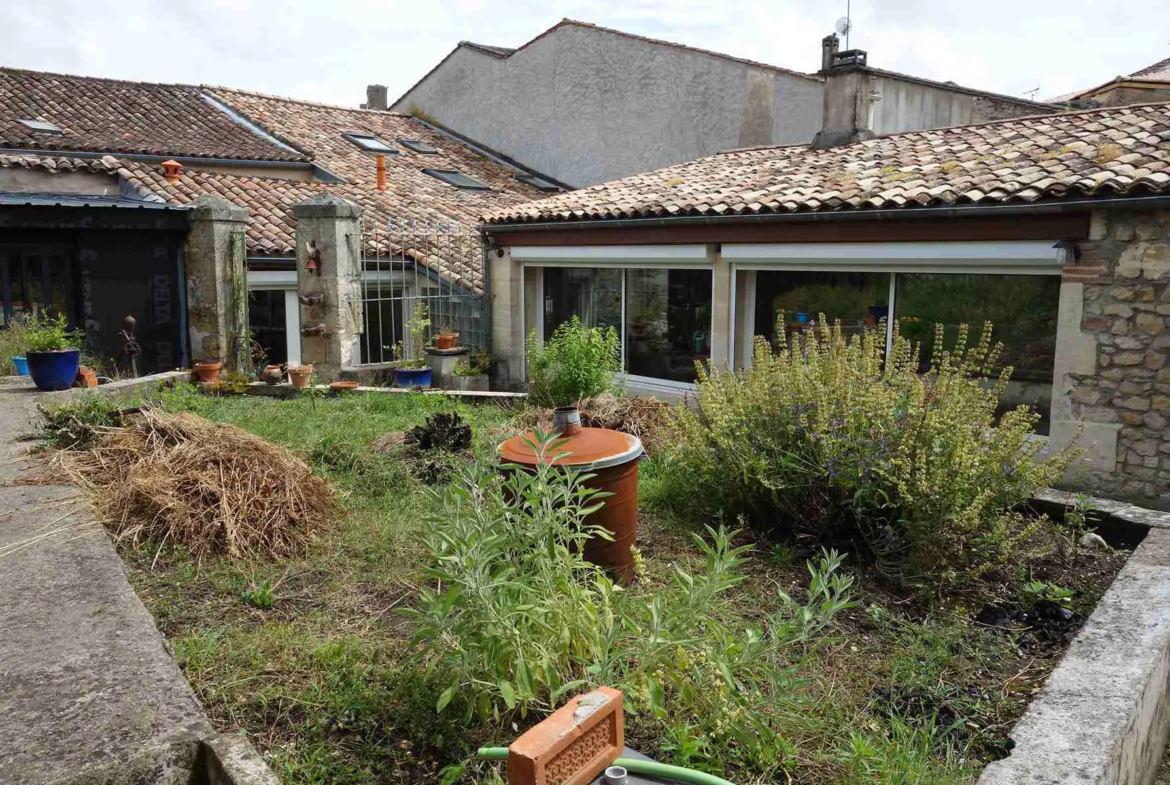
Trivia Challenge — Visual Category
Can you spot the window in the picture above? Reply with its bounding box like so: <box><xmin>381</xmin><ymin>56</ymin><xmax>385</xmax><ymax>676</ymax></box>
<box><xmin>342</xmin><ymin>133</ymin><xmax>397</xmax><ymax>153</ymax></box>
<box><xmin>626</xmin><ymin>269</ymin><xmax>712</xmax><ymax>383</ymax></box>
<box><xmin>396</xmin><ymin>139</ymin><xmax>438</xmax><ymax>154</ymax></box>
<box><xmin>248</xmin><ymin>290</ymin><xmax>288</xmax><ymax>364</ymax></box>
<box><xmin>753</xmin><ymin>271</ymin><xmax>890</xmax><ymax>348</ymax></box>
<box><xmin>423</xmin><ymin>169</ymin><xmax>490</xmax><ymax>190</ymax></box>
<box><xmin>17</xmin><ymin>118</ymin><xmax>62</xmax><ymax>135</ymax></box>
<box><xmin>542</xmin><ymin>268</ymin><xmax>622</xmax><ymax>338</ymax></box>
<box><xmin>515</xmin><ymin>174</ymin><xmax>560</xmax><ymax>192</ymax></box>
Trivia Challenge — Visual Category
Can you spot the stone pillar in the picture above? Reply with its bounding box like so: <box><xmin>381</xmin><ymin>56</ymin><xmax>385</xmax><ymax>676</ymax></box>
<box><xmin>709</xmin><ymin>244</ymin><xmax>732</xmax><ymax>370</ymax></box>
<box><xmin>292</xmin><ymin>193</ymin><xmax>363</xmax><ymax>381</ymax></box>
<box><xmin>490</xmin><ymin>246</ymin><xmax>526</xmax><ymax>390</ymax></box>
<box><xmin>185</xmin><ymin>196</ymin><xmax>250</xmax><ymax>373</ymax></box>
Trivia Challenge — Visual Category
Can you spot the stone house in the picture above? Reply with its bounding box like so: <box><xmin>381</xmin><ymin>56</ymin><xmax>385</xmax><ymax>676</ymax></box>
<box><xmin>1053</xmin><ymin>55</ymin><xmax>1170</xmax><ymax>108</ymax></box>
<box><xmin>481</xmin><ymin>101</ymin><xmax>1170</xmax><ymax>510</ymax></box>
<box><xmin>387</xmin><ymin>19</ymin><xmax>1053</xmax><ymax>188</ymax></box>
<box><xmin>0</xmin><ymin>65</ymin><xmax>557</xmax><ymax>375</ymax></box>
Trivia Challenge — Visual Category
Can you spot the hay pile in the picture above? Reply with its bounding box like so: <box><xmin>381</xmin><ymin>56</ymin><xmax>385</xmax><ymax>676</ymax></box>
<box><xmin>514</xmin><ymin>393</ymin><xmax>672</xmax><ymax>452</ymax></box>
<box><xmin>61</xmin><ymin>408</ymin><xmax>336</xmax><ymax>560</ymax></box>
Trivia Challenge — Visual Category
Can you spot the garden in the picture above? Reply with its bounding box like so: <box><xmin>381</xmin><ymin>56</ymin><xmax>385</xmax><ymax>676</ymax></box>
<box><xmin>35</xmin><ymin>316</ymin><xmax>1131</xmax><ymax>784</ymax></box>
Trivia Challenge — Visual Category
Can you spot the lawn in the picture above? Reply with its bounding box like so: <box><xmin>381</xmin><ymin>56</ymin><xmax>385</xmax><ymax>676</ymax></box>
<box><xmin>102</xmin><ymin>386</ymin><xmax>1128</xmax><ymax>785</ymax></box>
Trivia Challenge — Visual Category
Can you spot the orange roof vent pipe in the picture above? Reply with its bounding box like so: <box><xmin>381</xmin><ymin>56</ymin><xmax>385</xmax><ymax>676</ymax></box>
<box><xmin>375</xmin><ymin>154</ymin><xmax>387</xmax><ymax>192</ymax></box>
<box><xmin>161</xmin><ymin>159</ymin><xmax>182</xmax><ymax>185</ymax></box>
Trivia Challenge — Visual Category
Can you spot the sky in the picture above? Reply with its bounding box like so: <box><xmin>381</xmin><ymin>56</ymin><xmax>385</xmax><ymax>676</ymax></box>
<box><xmin>1</xmin><ymin>0</ymin><xmax>1168</xmax><ymax>108</ymax></box>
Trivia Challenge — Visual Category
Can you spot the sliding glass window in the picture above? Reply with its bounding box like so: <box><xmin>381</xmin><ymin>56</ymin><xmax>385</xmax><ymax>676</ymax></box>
<box><xmin>625</xmin><ymin>269</ymin><xmax>712</xmax><ymax>383</ymax></box>
<box><xmin>541</xmin><ymin>267</ymin><xmax>622</xmax><ymax>336</ymax></box>
<box><xmin>753</xmin><ymin>271</ymin><xmax>889</xmax><ymax>348</ymax></box>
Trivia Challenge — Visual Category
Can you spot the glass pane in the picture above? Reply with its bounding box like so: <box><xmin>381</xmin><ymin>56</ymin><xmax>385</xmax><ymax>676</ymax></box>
<box><xmin>542</xmin><ymin>267</ymin><xmax>622</xmax><ymax>337</ymax></box>
<box><xmin>248</xmin><ymin>290</ymin><xmax>288</xmax><ymax>365</ymax></box>
<box><xmin>754</xmin><ymin>271</ymin><xmax>890</xmax><ymax>347</ymax></box>
<box><xmin>895</xmin><ymin>273</ymin><xmax>1060</xmax><ymax>434</ymax></box>
<box><xmin>625</xmin><ymin>269</ymin><xmax>712</xmax><ymax>383</ymax></box>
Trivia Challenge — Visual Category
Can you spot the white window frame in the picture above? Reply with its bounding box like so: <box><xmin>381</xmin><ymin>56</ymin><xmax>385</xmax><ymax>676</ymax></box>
<box><xmin>245</xmin><ymin>270</ymin><xmax>301</xmax><ymax>367</ymax></box>
<box><xmin>518</xmin><ymin>245</ymin><xmax>713</xmax><ymax>390</ymax></box>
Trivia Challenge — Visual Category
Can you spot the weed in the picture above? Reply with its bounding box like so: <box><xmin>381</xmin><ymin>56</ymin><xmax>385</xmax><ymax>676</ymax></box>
<box><xmin>1019</xmin><ymin>580</ymin><xmax>1074</xmax><ymax>608</ymax></box>
<box><xmin>37</xmin><ymin>396</ymin><xmax>124</xmax><ymax>449</ymax></box>
<box><xmin>242</xmin><ymin>578</ymin><xmax>276</xmax><ymax>608</ymax></box>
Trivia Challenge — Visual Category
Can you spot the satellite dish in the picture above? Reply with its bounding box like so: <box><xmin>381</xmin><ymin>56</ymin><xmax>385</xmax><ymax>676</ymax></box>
<box><xmin>835</xmin><ymin>16</ymin><xmax>852</xmax><ymax>37</ymax></box>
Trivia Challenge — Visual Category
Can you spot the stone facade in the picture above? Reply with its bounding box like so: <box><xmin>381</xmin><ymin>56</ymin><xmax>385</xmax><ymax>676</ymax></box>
<box><xmin>1055</xmin><ymin>208</ymin><xmax>1170</xmax><ymax>509</ymax></box>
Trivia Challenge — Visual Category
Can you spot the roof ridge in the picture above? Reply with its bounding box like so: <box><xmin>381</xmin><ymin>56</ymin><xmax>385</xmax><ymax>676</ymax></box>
<box><xmin>715</xmin><ymin>98</ymin><xmax>1170</xmax><ymax>158</ymax></box>
<box><xmin>206</xmin><ymin>85</ymin><xmax>412</xmax><ymax>116</ymax></box>
<box><xmin>0</xmin><ymin>64</ymin><xmax>200</xmax><ymax>92</ymax></box>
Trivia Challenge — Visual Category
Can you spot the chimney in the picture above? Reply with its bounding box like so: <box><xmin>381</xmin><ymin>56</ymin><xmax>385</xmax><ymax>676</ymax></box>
<box><xmin>810</xmin><ymin>38</ymin><xmax>877</xmax><ymax>150</ymax></box>
<box><xmin>820</xmin><ymin>34</ymin><xmax>839</xmax><ymax>72</ymax></box>
<box><xmin>375</xmin><ymin>154</ymin><xmax>387</xmax><ymax>192</ymax></box>
<box><xmin>365</xmin><ymin>84</ymin><xmax>388</xmax><ymax>111</ymax></box>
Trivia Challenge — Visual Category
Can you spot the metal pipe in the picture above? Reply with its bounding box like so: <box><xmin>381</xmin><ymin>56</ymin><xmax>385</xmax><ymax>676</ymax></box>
<box><xmin>480</xmin><ymin>193</ymin><xmax>1170</xmax><ymax>234</ymax></box>
<box><xmin>376</xmin><ymin>154</ymin><xmax>387</xmax><ymax>192</ymax></box>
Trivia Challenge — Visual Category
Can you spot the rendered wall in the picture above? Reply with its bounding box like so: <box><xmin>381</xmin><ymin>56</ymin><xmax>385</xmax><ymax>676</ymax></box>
<box><xmin>869</xmin><ymin>75</ymin><xmax>1047</xmax><ymax>136</ymax></box>
<box><xmin>394</xmin><ymin>26</ymin><xmax>824</xmax><ymax>187</ymax></box>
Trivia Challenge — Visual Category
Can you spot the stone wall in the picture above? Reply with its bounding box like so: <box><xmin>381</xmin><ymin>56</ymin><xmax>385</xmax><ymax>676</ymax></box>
<box><xmin>1057</xmin><ymin>208</ymin><xmax>1170</xmax><ymax>509</ymax></box>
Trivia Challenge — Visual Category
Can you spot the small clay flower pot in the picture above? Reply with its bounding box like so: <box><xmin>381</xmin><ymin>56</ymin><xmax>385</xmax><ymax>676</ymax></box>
<box><xmin>193</xmin><ymin>359</ymin><xmax>222</xmax><ymax>384</ymax></box>
<box><xmin>435</xmin><ymin>333</ymin><xmax>459</xmax><ymax>351</ymax></box>
<box><xmin>289</xmin><ymin>366</ymin><xmax>313</xmax><ymax>389</ymax></box>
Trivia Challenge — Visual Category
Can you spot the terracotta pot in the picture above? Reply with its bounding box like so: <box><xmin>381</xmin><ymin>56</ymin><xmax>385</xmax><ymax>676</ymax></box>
<box><xmin>76</xmin><ymin>365</ymin><xmax>99</xmax><ymax>388</ymax></box>
<box><xmin>193</xmin><ymin>360</ymin><xmax>222</xmax><ymax>384</ymax></box>
<box><xmin>260</xmin><ymin>365</ymin><xmax>285</xmax><ymax>385</ymax></box>
<box><xmin>329</xmin><ymin>380</ymin><xmax>359</xmax><ymax>392</ymax></box>
<box><xmin>435</xmin><ymin>333</ymin><xmax>459</xmax><ymax>350</ymax></box>
<box><xmin>289</xmin><ymin>366</ymin><xmax>313</xmax><ymax>389</ymax></box>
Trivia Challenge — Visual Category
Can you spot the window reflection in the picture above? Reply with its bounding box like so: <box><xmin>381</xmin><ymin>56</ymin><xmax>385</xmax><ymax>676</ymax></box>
<box><xmin>625</xmin><ymin>269</ymin><xmax>712</xmax><ymax>383</ymax></box>
<box><xmin>754</xmin><ymin>271</ymin><xmax>890</xmax><ymax>346</ymax></box>
<box><xmin>542</xmin><ymin>267</ymin><xmax>622</xmax><ymax>336</ymax></box>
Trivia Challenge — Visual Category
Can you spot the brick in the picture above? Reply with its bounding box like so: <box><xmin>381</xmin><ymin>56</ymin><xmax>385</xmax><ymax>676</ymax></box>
<box><xmin>508</xmin><ymin>688</ymin><xmax>623</xmax><ymax>785</ymax></box>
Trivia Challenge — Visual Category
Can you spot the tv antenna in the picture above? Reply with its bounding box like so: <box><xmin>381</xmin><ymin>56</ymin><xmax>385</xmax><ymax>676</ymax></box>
<box><xmin>1023</xmin><ymin>85</ymin><xmax>1040</xmax><ymax>100</ymax></box>
<box><xmin>836</xmin><ymin>0</ymin><xmax>852</xmax><ymax>49</ymax></box>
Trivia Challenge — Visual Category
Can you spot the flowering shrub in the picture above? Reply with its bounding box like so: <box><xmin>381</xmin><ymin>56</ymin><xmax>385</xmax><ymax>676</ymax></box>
<box><xmin>670</xmin><ymin>320</ymin><xmax>1073</xmax><ymax>589</ymax></box>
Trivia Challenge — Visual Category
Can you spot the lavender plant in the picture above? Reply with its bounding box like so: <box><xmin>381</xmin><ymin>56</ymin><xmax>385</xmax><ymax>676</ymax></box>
<box><xmin>670</xmin><ymin>318</ymin><xmax>1074</xmax><ymax>589</ymax></box>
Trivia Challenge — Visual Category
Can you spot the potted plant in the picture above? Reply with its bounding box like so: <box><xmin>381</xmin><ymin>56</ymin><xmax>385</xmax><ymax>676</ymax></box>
<box><xmin>193</xmin><ymin>358</ymin><xmax>223</xmax><ymax>384</ymax></box>
<box><xmin>289</xmin><ymin>365</ymin><xmax>314</xmax><ymax>389</ymax></box>
<box><xmin>435</xmin><ymin>323</ymin><xmax>459</xmax><ymax>351</ymax></box>
<box><xmin>24</xmin><ymin>313</ymin><xmax>82</xmax><ymax>391</ymax></box>
<box><xmin>449</xmin><ymin>350</ymin><xmax>490</xmax><ymax>392</ymax></box>
<box><xmin>392</xmin><ymin>302</ymin><xmax>433</xmax><ymax>388</ymax></box>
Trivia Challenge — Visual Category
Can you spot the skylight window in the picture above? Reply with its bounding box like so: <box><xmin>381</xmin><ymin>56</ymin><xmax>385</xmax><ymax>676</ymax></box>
<box><xmin>515</xmin><ymin>174</ymin><xmax>560</xmax><ymax>192</ymax></box>
<box><xmin>342</xmin><ymin>133</ymin><xmax>397</xmax><ymax>153</ymax></box>
<box><xmin>18</xmin><ymin>118</ymin><xmax>63</xmax><ymax>135</ymax></box>
<box><xmin>397</xmin><ymin>139</ymin><xmax>438</xmax><ymax>154</ymax></box>
<box><xmin>424</xmin><ymin>169</ymin><xmax>490</xmax><ymax>191</ymax></box>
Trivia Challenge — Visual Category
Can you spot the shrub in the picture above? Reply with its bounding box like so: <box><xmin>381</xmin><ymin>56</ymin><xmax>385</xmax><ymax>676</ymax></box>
<box><xmin>408</xmin><ymin>432</ymin><xmax>854</xmax><ymax>776</ymax></box>
<box><xmin>0</xmin><ymin>313</ymin><xmax>37</xmax><ymax>374</ymax></box>
<box><xmin>525</xmin><ymin>317</ymin><xmax>621</xmax><ymax>407</ymax></box>
<box><xmin>669</xmin><ymin>319</ymin><xmax>1073</xmax><ymax>590</ymax></box>
<box><xmin>23</xmin><ymin>312</ymin><xmax>81</xmax><ymax>352</ymax></box>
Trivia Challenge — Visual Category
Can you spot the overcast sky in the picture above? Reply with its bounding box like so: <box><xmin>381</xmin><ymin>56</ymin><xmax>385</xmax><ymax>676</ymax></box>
<box><xmin>2</xmin><ymin>0</ymin><xmax>1167</xmax><ymax>107</ymax></box>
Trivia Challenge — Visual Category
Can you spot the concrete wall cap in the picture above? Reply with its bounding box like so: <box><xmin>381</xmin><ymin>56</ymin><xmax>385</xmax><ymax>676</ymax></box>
<box><xmin>293</xmin><ymin>192</ymin><xmax>362</xmax><ymax>219</ymax></box>
<box><xmin>188</xmin><ymin>195</ymin><xmax>248</xmax><ymax>222</ymax></box>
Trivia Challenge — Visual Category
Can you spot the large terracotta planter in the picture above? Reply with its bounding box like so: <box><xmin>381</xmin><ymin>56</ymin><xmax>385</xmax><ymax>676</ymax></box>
<box><xmin>289</xmin><ymin>366</ymin><xmax>314</xmax><ymax>389</ymax></box>
<box><xmin>193</xmin><ymin>360</ymin><xmax>222</xmax><ymax>384</ymax></box>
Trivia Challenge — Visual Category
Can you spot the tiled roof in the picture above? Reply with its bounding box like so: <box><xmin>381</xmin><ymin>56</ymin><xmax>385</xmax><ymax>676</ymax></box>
<box><xmin>0</xmin><ymin>67</ymin><xmax>303</xmax><ymax>161</ymax></box>
<box><xmin>485</xmin><ymin>102</ymin><xmax>1170</xmax><ymax>224</ymax></box>
<box><xmin>0</xmin><ymin>152</ymin><xmax>122</xmax><ymax>176</ymax></box>
<box><xmin>1131</xmin><ymin>56</ymin><xmax>1170</xmax><ymax>81</ymax></box>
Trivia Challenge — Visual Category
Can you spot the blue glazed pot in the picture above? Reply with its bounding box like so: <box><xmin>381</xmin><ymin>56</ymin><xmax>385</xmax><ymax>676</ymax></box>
<box><xmin>26</xmin><ymin>349</ymin><xmax>81</xmax><ymax>391</ymax></box>
<box><xmin>393</xmin><ymin>366</ymin><xmax>432</xmax><ymax>388</ymax></box>
<box><xmin>11</xmin><ymin>356</ymin><xmax>29</xmax><ymax>376</ymax></box>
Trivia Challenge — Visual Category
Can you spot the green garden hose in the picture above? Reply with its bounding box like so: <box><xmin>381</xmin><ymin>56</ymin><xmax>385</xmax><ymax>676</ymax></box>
<box><xmin>475</xmin><ymin>746</ymin><xmax>735</xmax><ymax>785</ymax></box>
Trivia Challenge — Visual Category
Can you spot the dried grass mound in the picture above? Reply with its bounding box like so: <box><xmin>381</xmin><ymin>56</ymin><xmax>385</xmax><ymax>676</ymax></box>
<box><xmin>510</xmin><ymin>393</ymin><xmax>672</xmax><ymax>452</ymax></box>
<box><xmin>60</xmin><ymin>408</ymin><xmax>336</xmax><ymax>560</ymax></box>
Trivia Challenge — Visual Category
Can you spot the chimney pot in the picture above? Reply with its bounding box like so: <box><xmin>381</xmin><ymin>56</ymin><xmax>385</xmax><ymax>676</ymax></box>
<box><xmin>820</xmin><ymin>33</ymin><xmax>840</xmax><ymax>72</ymax></box>
<box><xmin>366</xmin><ymin>84</ymin><xmax>388</xmax><ymax>111</ymax></box>
<box><xmin>161</xmin><ymin>159</ymin><xmax>182</xmax><ymax>185</ymax></box>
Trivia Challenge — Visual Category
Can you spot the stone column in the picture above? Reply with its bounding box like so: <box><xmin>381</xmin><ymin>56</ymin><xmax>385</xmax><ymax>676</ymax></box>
<box><xmin>490</xmin><ymin>246</ymin><xmax>525</xmax><ymax>389</ymax></box>
<box><xmin>185</xmin><ymin>196</ymin><xmax>250</xmax><ymax>373</ymax></box>
<box><xmin>292</xmin><ymin>193</ymin><xmax>363</xmax><ymax>381</ymax></box>
<box><xmin>709</xmin><ymin>243</ymin><xmax>732</xmax><ymax>370</ymax></box>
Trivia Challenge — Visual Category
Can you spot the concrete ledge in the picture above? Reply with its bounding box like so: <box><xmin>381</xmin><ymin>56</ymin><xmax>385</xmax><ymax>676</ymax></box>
<box><xmin>45</xmin><ymin>370</ymin><xmax>190</xmax><ymax>405</ymax></box>
<box><xmin>242</xmin><ymin>381</ymin><xmax>527</xmax><ymax>401</ymax></box>
<box><xmin>198</xmin><ymin>734</ymin><xmax>280</xmax><ymax>785</ymax></box>
<box><xmin>1036</xmin><ymin>487</ymin><xmax>1170</xmax><ymax>533</ymax></box>
<box><xmin>979</xmin><ymin>526</ymin><xmax>1170</xmax><ymax>785</ymax></box>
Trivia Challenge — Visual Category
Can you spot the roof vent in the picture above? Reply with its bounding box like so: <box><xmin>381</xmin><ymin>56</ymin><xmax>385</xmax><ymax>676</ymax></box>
<box><xmin>161</xmin><ymin>160</ymin><xmax>183</xmax><ymax>185</ymax></box>
<box><xmin>17</xmin><ymin>118</ymin><xmax>63</xmax><ymax>135</ymax></box>
<box><xmin>829</xmin><ymin>49</ymin><xmax>868</xmax><ymax>69</ymax></box>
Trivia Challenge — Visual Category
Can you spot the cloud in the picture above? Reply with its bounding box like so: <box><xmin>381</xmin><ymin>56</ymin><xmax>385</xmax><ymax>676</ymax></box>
<box><xmin>0</xmin><ymin>0</ymin><xmax>1166</xmax><ymax>107</ymax></box>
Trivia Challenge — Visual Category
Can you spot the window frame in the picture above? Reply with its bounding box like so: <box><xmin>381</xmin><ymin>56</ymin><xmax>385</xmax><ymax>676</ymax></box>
<box><xmin>341</xmin><ymin>132</ymin><xmax>398</xmax><ymax>153</ymax></box>
<box><xmin>422</xmin><ymin>168</ymin><xmax>491</xmax><ymax>191</ymax></box>
<box><xmin>514</xmin><ymin>174</ymin><xmax>561</xmax><ymax>192</ymax></box>
<box><xmin>17</xmin><ymin>118</ymin><xmax>63</xmax><ymax>135</ymax></box>
<box><xmin>396</xmin><ymin>139</ymin><xmax>438</xmax><ymax>154</ymax></box>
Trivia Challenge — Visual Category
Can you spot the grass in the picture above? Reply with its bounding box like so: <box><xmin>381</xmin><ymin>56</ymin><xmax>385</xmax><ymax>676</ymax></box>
<box><xmin>108</xmin><ymin>388</ymin><xmax>1128</xmax><ymax>784</ymax></box>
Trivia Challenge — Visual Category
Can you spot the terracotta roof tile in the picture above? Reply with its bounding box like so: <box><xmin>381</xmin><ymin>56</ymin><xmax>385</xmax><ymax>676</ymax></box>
<box><xmin>486</xmin><ymin>102</ymin><xmax>1170</xmax><ymax>225</ymax></box>
<box><xmin>0</xmin><ymin>67</ymin><xmax>302</xmax><ymax>161</ymax></box>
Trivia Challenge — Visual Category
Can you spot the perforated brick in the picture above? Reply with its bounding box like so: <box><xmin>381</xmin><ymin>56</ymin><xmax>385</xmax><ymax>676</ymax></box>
<box><xmin>507</xmin><ymin>687</ymin><xmax>623</xmax><ymax>785</ymax></box>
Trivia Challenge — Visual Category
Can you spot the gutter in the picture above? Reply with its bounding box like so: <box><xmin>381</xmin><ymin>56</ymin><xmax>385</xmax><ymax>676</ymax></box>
<box><xmin>0</xmin><ymin>147</ymin><xmax>345</xmax><ymax>183</ymax></box>
<box><xmin>481</xmin><ymin>193</ymin><xmax>1170</xmax><ymax>234</ymax></box>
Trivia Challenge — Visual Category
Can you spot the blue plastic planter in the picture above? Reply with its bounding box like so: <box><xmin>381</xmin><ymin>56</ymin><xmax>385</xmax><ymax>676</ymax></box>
<box><xmin>393</xmin><ymin>367</ymin><xmax>433</xmax><ymax>388</ymax></box>
<box><xmin>26</xmin><ymin>349</ymin><xmax>80</xmax><ymax>391</ymax></box>
<box><xmin>11</xmin><ymin>356</ymin><xmax>29</xmax><ymax>376</ymax></box>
